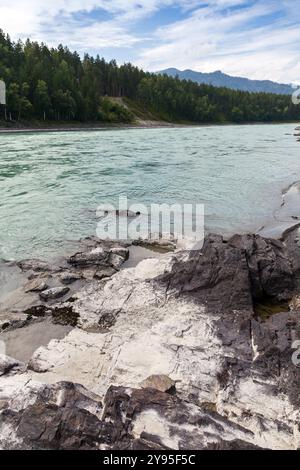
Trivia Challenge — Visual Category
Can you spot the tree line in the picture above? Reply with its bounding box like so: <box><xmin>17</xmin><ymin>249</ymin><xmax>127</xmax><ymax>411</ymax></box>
<box><xmin>1</xmin><ymin>29</ymin><xmax>299</xmax><ymax>124</ymax></box>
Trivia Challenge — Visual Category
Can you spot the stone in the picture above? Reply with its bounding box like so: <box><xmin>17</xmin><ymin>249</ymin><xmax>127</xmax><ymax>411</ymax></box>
<box><xmin>157</xmin><ymin>234</ymin><xmax>253</xmax><ymax>312</ymax></box>
<box><xmin>59</xmin><ymin>272</ymin><xmax>82</xmax><ymax>285</ymax></box>
<box><xmin>140</xmin><ymin>374</ymin><xmax>175</xmax><ymax>393</ymax></box>
<box><xmin>101</xmin><ymin>386</ymin><xmax>261</xmax><ymax>450</ymax></box>
<box><xmin>94</xmin><ymin>266</ymin><xmax>117</xmax><ymax>280</ymax></box>
<box><xmin>0</xmin><ymin>379</ymin><xmax>262</xmax><ymax>450</ymax></box>
<box><xmin>155</xmin><ymin>233</ymin><xmax>295</xmax><ymax>311</ymax></box>
<box><xmin>17</xmin><ymin>259</ymin><xmax>59</xmax><ymax>273</ymax></box>
<box><xmin>40</xmin><ymin>287</ymin><xmax>70</xmax><ymax>301</ymax></box>
<box><xmin>109</xmin><ymin>253</ymin><xmax>126</xmax><ymax>270</ymax></box>
<box><xmin>0</xmin><ymin>312</ymin><xmax>29</xmax><ymax>331</ymax></box>
<box><xmin>68</xmin><ymin>247</ymin><xmax>108</xmax><ymax>267</ymax></box>
<box><xmin>14</xmin><ymin>382</ymin><xmax>103</xmax><ymax>450</ymax></box>
<box><xmin>228</xmin><ymin>234</ymin><xmax>295</xmax><ymax>301</ymax></box>
<box><xmin>133</xmin><ymin>238</ymin><xmax>176</xmax><ymax>253</ymax></box>
<box><xmin>0</xmin><ymin>354</ymin><xmax>25</xmax><ymax>376</ymax></box>
<box><xmin>68</xmin><ymin>245</ymin><xmax>129</xmax><ymax>270</ymax></box>
<box><xmin>24</xmin><ymin>279</ymin><xmax>48</xmax><ymax>293</ymax></box>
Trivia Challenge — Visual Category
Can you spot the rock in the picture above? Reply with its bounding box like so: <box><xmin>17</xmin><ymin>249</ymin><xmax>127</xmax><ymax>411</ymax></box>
<box><xmin>283</xmin><ymin>224</ymin><xmax>300</xmax><ymax>285</ymax></box>
<box><xmin>141</xmin><ymin>374</ymin><xmax>175</xmax><ymax>393</ymax></box>
<box><xmin>98</xmin><ymin>209</ymin><xmax>139</xmax><ymax>218</ymax></box>
<box><xmin>154</xmin><ymin>233</ymin><xmax>295</xmax><ymax>311</ymax></box>
<box><xmin>133</xmin><ymin>238</ymin><xmax>176</xmax><ymax>253</ymax></box>
<box><xmin>228</xmin><ymin>234</ymin><xmax>295</xmax><ymax>301</ymax></box>
<box><xmin>109</xmin><ymin>246</ymin><xmax>130</xmax><ymax>258</ymax></box>
<box><xmin>81</xmin><ymin>268</ymin><xmax>97</xmax><ymax>280</ymax></box>
<box><xmin>68</xmin><ymin>245</ymin><xmax>129</xmax><ymax>270</ymax></box>
<box><xmin>290</xmin><ymin>295</ymin><xmax>300</xmax><ymax>311</ymax></box>
<box><xmin>0</xmin><ymin>312</ymin><xmax>29</xmax><ymax>331</ymax></box>
<box><xmin>17</xmin><ymin>259</ymin><xmax>59</xmax><ymax>273</ymax></box>
<box><xmin>94</xmin><ymin>266</ymin><xmax>117</xmax><ymax>280</ymax></box>
<box><xmin>2</xmin><ymin>233</ymin><xmax>300</xmax><ymax>450</ymax></box>
<box><xmin>69</xmin><ymin>247</ymin><xmax>108</xmax><ymax>267</ymax></box>
<box><xmin>0</xmin><ymin>354</ymin><xmax>25</xmax><ymax>376</ymax></box>
<box><xmin>157</xmin><ymin>234</ymin><xmax>253</xmax><ymax>312</ymax></box>
<box><xmin>40</xmin><ymin>287</ymin><xmax>70</xmax><ymax>301</ymax></box>
<box><xmin>24</xmin><ymin>279</ymin><xmax>48</xmax><ymax>293</ymax></box>
<box><xmin>59</xmin><ymin>272</ymin><xmax>82</xmax><ymax>285</ymax></box>
<box><xmin>0</xmin><ymin>378</ymin><xmax>262</xmax><ymax>450</ymax></box>
<box><xmin>26</xmin><ymin>329</ymin><xmax>108</xmax><ymax>375</ymax></box>
<box><xmin>109</xmin><ymin>254</ymin><xmax>126</xmax><ymax>270</ymax></box>
<box><xmin>101</xmin><ymin>386</ymin><xmax>261</xmax><ymax>450</ymax></box>
<box><xmin>109</xmin><ymin>247</ymin><xmax>129</xmax><ymax>269</ymax></box>
<box><xmin>14</xmin><ymin>382</ymin><xmax>103</xmax><ymax>450</ymax></box>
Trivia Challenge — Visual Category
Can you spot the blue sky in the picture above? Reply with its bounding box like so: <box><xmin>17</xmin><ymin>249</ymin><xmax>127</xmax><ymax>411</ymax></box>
<box><xmin>1</xmin><ymin>1</ymin><xmax>300</xmax><ymax>83</ymax></box>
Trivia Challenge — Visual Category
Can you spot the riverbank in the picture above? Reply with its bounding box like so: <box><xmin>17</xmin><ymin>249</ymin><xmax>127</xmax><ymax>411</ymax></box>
<box><xmin>1</xmin><ymin>225</ymin><xmax>300</xmax><ymax>449</ymax></box>
<box><xmin>0</xmin><ymin>120</ymin><xmax>185</xmax><ymax>134</ymax></box>
<box><xmin>0</xmin><ymin>120</ymin><xmax>299</xmax><ymax>134</ymax></box>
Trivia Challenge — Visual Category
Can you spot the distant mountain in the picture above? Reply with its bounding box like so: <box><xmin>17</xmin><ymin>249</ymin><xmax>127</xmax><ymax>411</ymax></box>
<box><xmin>158</xmin><ymin>68</ymin><xmax>295</xmax><ymax>95</ymax></box>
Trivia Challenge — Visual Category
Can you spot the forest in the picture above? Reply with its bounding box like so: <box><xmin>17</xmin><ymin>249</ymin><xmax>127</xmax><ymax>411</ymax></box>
<box><xmin>1</xmin><ymin>29</ymin><xmax>300</xmax><ymax>124</ymax></box>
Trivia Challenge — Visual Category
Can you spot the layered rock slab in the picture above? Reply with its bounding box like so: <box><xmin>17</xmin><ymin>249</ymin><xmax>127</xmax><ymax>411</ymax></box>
<box><xmin>1</xmin><ymin>233</ymin><xmax>300</xmax><ymax>449</ymax></box>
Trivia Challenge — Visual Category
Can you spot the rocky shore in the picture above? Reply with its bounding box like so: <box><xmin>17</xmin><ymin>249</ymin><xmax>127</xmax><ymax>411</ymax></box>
<box><xmin>1</xmin><ymin>226</ymin><xmax>300</xmax><ymax>450</ymax></box>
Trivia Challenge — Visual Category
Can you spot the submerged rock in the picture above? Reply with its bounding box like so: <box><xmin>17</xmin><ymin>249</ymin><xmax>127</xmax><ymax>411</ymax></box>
<box><xmin>17</xmin><ymin>259</ymin><xmax>60</xmax><ymax>273</ymax></box>
<box><xmin>40</xmin><ymin>287</ymin><xmax>70</xmax><ymax>301</ymax></box>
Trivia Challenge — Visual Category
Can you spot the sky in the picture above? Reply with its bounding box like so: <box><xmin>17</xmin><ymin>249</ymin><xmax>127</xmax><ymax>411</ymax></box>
<box><xmin>1</xmin><ymin>0</ymin><xmax>300</xmax><ymax>84</ymax></box>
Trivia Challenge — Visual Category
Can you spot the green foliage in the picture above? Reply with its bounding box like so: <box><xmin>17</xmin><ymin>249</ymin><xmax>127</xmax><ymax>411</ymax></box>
<box><xmin>33</xmin><ymin>80</ymin><xmax>51</xmax><ymax>120</ymax></box>
<box><xmin>98</xmin><ymin>98</ymin><xmax>134</xmax><ymax>123</ymax></box>
<box><xmin>0</xmin><ymin>28</ymin><xmax>300</xmax><ymax>124</ymax></box>
<box><xmin>136</xmin><ymin>75</ymin><xmax>299</xmax><ymax>123</ymax></box>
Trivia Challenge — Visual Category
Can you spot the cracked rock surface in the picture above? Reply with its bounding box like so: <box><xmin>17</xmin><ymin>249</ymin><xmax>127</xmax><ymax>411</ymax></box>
<box><xmin>1</xmin><ymin>232</ymin><xmax>300</xmax><ymax>449</ymax></box>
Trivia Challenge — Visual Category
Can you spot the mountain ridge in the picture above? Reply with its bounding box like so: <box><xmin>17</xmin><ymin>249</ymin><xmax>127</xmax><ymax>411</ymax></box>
<box><xmin>158</xmin><ymin>68</ymin><xmax>295</xmax><ymax>95</ymax></box>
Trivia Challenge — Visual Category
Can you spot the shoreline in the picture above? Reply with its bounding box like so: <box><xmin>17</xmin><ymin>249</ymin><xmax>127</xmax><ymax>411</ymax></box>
<box><xmin>257</xmin><ymin>180</ymin><xmax>300</xmax><ymax>239</ymax></box>
<box><xmin>1</xmin><ymin>214</ymin><xmax>300</xmax><ymax>449</ymax></box>
<box><xmin>1</xmin><ymin>178</ymin><xmax>300</xmax><ymax>326</ymax></box>
<box><xmin>0</xmin><ymin>120</ymin><xmax>299</xmax><ymax>134</ymax></box>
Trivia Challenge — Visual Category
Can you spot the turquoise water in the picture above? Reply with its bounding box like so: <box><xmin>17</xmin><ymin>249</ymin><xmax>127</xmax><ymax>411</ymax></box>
<box><xmin>0</xmin><ymin>124</ymin><xmax>299</xmax><ymax>260</ymax></box>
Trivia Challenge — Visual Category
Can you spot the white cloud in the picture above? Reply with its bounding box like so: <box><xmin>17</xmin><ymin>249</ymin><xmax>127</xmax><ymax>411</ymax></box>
<box><xmin>0</xmin><ymin>0</ymin><xmax>300</xmax><ymax>82</ymax></box>
<box><xmin>137</xmin><ymin>0</ymin><xmax>300</xmax><ymax>83</ymax></box>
